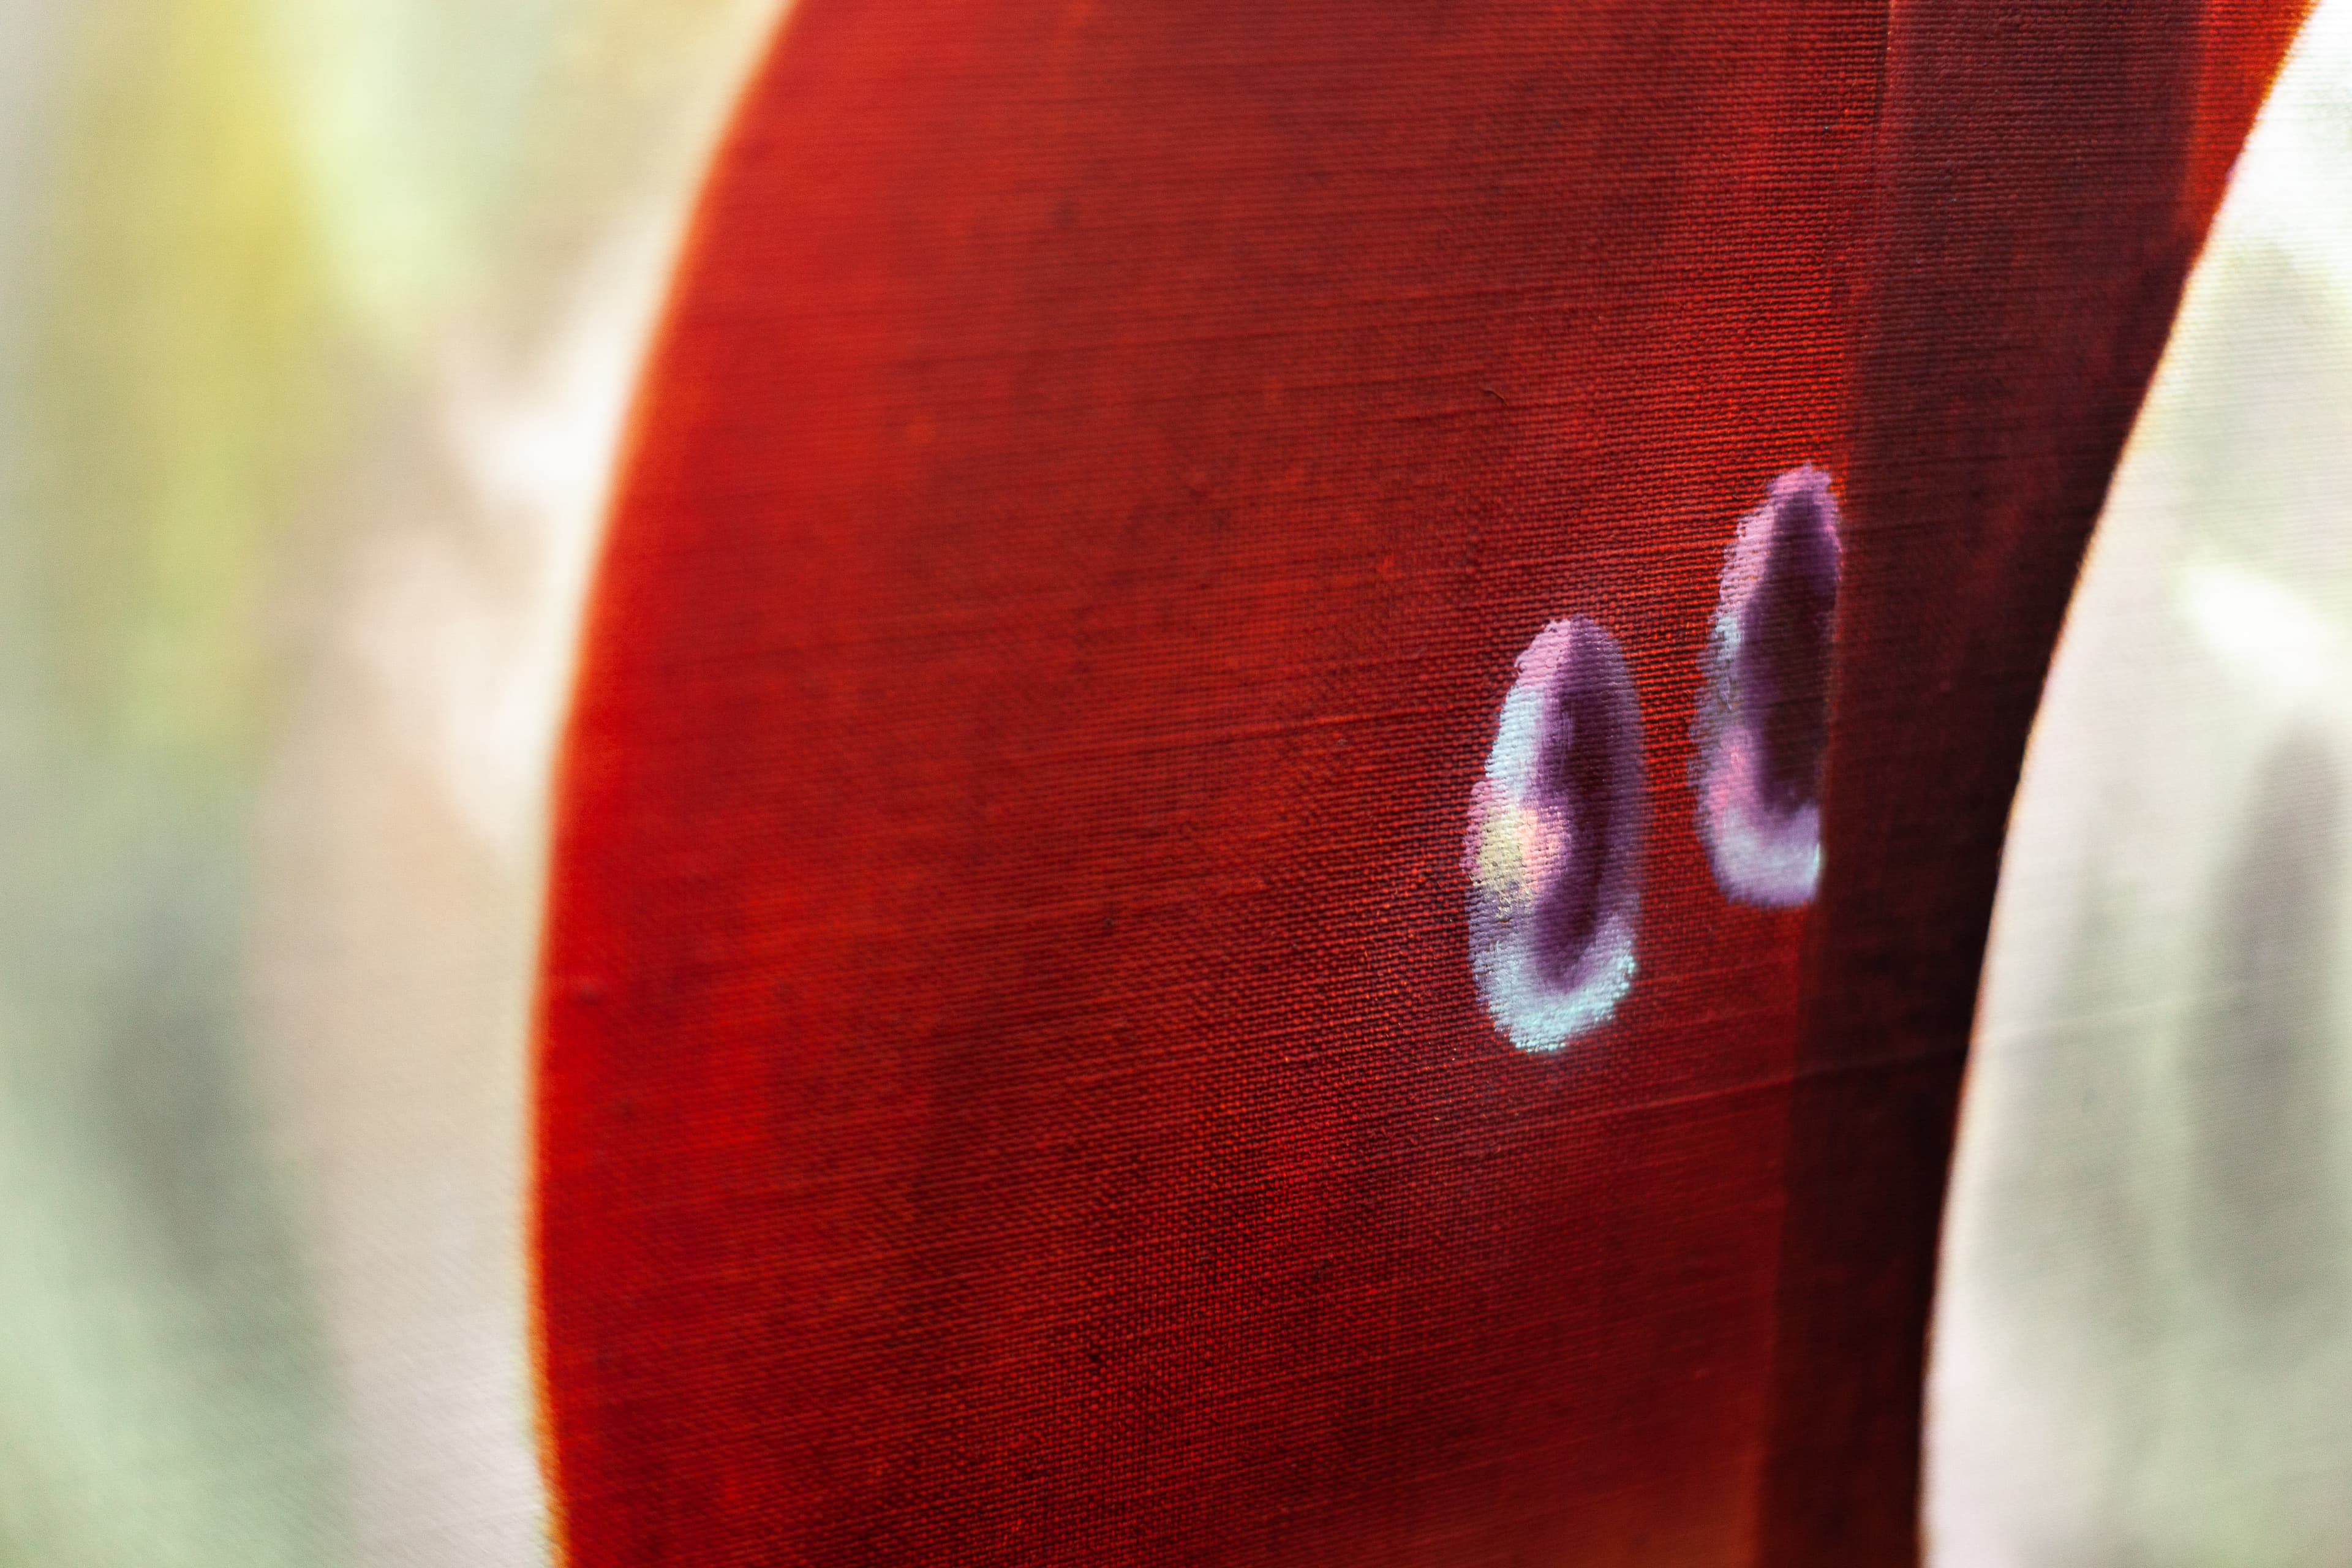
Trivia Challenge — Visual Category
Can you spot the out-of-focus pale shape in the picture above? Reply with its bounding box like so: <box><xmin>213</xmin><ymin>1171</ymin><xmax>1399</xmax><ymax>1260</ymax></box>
<box><xmin>351</xmin><ymin>227</ymin><xmax>673</xmax><ymax>858</ymax></box>
<box><xmin>254</xmin><ymin>222</ymin><xmax>723</xmax><ymax>1568</ymax></box>
<box><xmin>1929</xmin><ymin>4</ymin><xmax>2352</xmax><ymax>1561</ymax></box>
<box><xmin>0</xmin><ymin>2</ymin><xmax>783</xmax><ymax>1565</ymax></box>
<box><xmin>246</xmin><ymin>6</ymin><xmax>786</xmax><ymax>1565</ymax></box>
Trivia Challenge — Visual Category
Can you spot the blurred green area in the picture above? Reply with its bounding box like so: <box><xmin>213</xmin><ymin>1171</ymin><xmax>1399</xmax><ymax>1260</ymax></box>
<box><xmin>2</xmin><ymin>7</ymin><xmax>342</xmax><ymax>1563</ymax></box>
<box><xmin>0</xmin><ymin>2</ymin><xmax>777</xmax><ymax>1563</ymax></box>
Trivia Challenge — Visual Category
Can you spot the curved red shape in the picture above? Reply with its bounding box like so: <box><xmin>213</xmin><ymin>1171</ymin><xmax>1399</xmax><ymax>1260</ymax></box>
<box><xmin>534</xmin><ymin>3</ymin><xmax>2304</xmax><ymax>1564</ymax></box>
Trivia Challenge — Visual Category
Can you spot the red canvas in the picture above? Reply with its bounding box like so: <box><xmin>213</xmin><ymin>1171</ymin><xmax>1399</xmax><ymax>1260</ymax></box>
<box><xmin>533</xmin><ymin>4</ymin><xmax>2308</xmax><ymax>1563</ymax></box>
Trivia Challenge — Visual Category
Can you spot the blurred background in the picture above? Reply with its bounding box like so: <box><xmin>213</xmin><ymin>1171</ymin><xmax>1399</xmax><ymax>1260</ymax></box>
<box><xmin>0</xmin><ymin>4</ymin><xmax>779</xmax><ymax>1562</ymax></box>
<box><xmin>0</xmin><ymin>2</ymin><xmax>2346</xmax><ymax>1565</ymax></box>
<box><xmin>1930</xmin><ymin>7</ymin><xmax>2352</xmax><ymax>1560</ymax></box>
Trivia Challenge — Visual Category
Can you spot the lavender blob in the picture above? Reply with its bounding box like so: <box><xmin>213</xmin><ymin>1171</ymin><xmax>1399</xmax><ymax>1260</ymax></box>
<box><xmin>1694</xmin><ymin>466</ymin><xmax>1842</xmax><ymax>908</ymax></box>
<box><xmin>1464</xmin><ymin>617</ymin><xmax>1648</xmax><ymax>1053</ymax></box>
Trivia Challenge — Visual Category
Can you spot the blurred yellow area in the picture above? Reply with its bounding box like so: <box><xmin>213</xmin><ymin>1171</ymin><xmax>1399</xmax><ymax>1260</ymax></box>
<box><xmin>0</xmin><ymin>2</ymin><xmax>780</xmax><ymax>1562</ymax></box>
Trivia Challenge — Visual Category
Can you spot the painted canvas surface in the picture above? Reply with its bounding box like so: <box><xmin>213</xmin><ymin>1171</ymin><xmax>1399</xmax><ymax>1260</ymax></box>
<box><xmin>0</xmin><ymin>3</ymin><xmax>2348</xmax><ymax>1565</ymax></box>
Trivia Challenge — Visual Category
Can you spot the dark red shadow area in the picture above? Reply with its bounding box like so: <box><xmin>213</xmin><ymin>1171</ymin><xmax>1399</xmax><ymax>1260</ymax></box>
<box><xmin>1758</xmin><ymin>5</ymin><xmax>2307</xmax><ymax>1561</ymax></box>
<box><xmin>533</xmin><ymin>2</ymin><xmax>2303</xmax><ymax>1564</ymax></box>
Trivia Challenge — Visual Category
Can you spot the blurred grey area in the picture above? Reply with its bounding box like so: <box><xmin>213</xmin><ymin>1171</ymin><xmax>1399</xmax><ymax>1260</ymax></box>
<box><xmin>1929</xmin><ymin>4</ymin><xmax>2352</xmax><ymax>1562</ymax></box>
<box><xmin>0</xmin><ymin>2</ymin><xmax>779</xmax><ymax>1564</ymax></box>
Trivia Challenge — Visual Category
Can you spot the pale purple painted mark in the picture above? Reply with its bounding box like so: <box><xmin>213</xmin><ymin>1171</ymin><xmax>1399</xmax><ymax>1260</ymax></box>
<box><xmin>1694</xmin><ymin>465</ymin><xmax>1841</xmax><ymax>908</ymax></box>
<box><xmin>1465</xmin><ymin>617</ymin><xmax>1647</xmax><ymax>1052</ymax></box>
